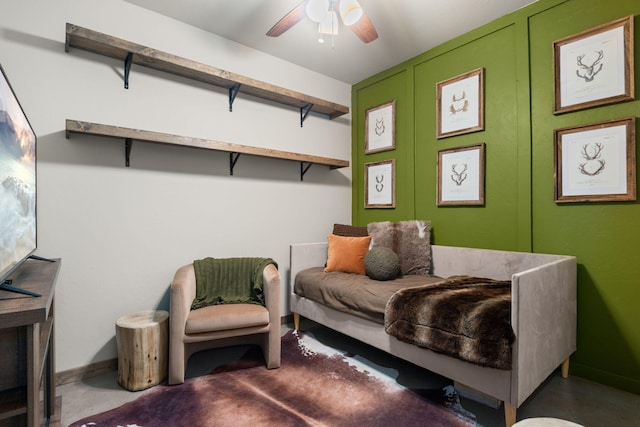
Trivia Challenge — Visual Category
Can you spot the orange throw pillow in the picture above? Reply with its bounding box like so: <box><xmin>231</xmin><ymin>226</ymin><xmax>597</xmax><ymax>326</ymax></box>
<box><xmin>324</xmin><ymin>234</ymin><xmax>372</xmax><ymax>275</ymax></box>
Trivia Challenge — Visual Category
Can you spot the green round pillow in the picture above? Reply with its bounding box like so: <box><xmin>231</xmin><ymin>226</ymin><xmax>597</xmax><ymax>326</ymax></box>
<box><xmin>364</xmin><ymin>247</ymin><xmax>400</xmax><ymax>281</ymax></box>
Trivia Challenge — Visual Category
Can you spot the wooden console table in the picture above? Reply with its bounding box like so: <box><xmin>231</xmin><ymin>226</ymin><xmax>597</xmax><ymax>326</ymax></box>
<box><xmin>0</xmin><ymin>259</ymin><xmax>61</xmax><ymax>426</ymax></box>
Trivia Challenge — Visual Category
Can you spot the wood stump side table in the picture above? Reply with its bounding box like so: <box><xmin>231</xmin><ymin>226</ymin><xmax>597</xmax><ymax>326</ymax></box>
<box><xmin>116</xmin><ymin>310</ymin><xmax>169</xmax><ymax>391</ymax></box>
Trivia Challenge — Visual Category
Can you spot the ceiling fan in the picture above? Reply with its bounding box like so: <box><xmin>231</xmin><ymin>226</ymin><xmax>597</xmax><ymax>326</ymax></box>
<box><xmin>266</xmin><ymin>0</ymin><xmax>378</xmax><ymax>44</ymax></box>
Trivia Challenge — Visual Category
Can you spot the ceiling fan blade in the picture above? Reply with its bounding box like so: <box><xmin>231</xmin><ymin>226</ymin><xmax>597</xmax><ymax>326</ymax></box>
<box><xmin>266</xmin><ymin>1</ymin><xmax>308</xmax><ymax>37</ymax></box>
<box><xmin>350</xmin><ymin>11</ymin><xmax>378</xmax><ymax>43</ymax></box>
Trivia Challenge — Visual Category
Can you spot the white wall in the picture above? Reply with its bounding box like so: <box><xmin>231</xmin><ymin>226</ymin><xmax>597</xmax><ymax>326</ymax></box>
<box><xmin>1</xmin><ymin>0</ymin><xmax>351</xmax><ymax>372</ymax></box>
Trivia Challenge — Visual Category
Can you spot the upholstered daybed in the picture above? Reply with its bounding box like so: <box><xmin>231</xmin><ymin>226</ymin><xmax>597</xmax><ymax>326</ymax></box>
<box><xmin>289</xmin><ymin>224</ymin><xmax>576</xmax><ymax>427</ymax></box>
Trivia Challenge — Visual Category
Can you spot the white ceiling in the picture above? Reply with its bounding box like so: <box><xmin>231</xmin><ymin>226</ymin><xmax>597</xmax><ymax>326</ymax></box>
<box><xmin>124</xmin><ymin>0</ymin><xmax>537</xmax><ymax>84</ymax></box>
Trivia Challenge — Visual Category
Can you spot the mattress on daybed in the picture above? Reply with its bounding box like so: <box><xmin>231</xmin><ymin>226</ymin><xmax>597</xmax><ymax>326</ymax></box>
<box><xmin>294</xmin><ymin>267</ymin><xmax>443</xmax><ymax>323</ymax></box>
<box><xmin>295</xmin><ymin>268</ymin><xmax>516</xmax><ymax>370</ymax></box>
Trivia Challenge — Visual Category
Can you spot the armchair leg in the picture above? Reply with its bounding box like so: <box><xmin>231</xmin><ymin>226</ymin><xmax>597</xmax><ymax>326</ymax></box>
<box><xmin>260</xmin><ymin>330</ymin><xmax>281</xmax><ymax>369</ymax></box>
<box><xmin>168</xmin><ymin>343</ymin><xmax>186</xmax><ymax>385</ymax></box>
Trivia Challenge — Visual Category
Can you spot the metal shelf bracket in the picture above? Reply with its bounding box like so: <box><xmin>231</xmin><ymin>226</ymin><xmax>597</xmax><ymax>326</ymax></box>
<box><xmin>124</xmin><ymin>52</ymin><xmax>133</xmax><ymax>89</ymax></box>
<box><xmin>229</xmin><ymin>83</ymin><xmax>241</xmax><ymax>112</ymax></box>
<box><xmin>230</xmin><ymin>152</ymin><xmax>241</xmax><ymax>175</ymax></box>
<box><xmin>300</xmin><ymin>161</ymin><xmax>312</xmax><ymax>181</ymax></box>
<box><xmin>300</xmin><ymin>103</ymin><xmax>313</xmax><ymax>127</ymax></box>
<box><xmin>125</xmin><ymin>138</ymin><xmax>133</xmax><ymax>167</ymax></box>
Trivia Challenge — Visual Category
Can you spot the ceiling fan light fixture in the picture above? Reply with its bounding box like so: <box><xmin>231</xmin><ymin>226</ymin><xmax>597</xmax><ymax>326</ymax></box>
<box><xmin>318</xmin><ymin>10</ymin><xmax>339</xmax><ymax>35</ymax></box>
<box><xmin>339</xmin><ymin>0</ymin><xmax>363</xmax><ymax>26</ymax></box>
<box><xmin>266</xmin><ymin>0</ymin><xmax>377</xmax><ymax>44</ymax></box>
<box><xmin>306</xmin><ymin>0</ymin><xmax>330</xmax><ymax>23</ymax></box>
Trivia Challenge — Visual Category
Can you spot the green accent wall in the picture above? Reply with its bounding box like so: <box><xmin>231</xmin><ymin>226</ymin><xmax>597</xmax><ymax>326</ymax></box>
<box><xmin>352</xmin><ymin>0</ymin><xmax>640</xmax><ymax>395</ymax></box>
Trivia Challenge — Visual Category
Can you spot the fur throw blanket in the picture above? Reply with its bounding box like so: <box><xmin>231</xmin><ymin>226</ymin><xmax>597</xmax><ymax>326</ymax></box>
<box><xmin>385</xmin><ymin>276</ymin><xmax>514</xmax><ymax>370</ymax></box>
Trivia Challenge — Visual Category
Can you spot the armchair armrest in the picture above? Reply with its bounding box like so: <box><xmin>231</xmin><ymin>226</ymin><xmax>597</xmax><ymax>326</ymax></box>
<box><xmin>262</xmin><ymin>263</ymin><xmax>281</xmax><ymax>324</ymax></box>
<box><xmin>170</xmin><ymin>264</ymin><xmax>196</xmax><ymax>339</ymax></box>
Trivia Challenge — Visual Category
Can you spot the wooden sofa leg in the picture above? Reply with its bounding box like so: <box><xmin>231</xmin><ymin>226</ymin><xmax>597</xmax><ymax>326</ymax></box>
<box><xmin>504</xmin><ymin>402</ymin><xmax>516</xmax><ymax>427</ymax></box>
<box><xmin>293</xmin><ymin>312</ymin><xmax>300</xmax><ymax>331</ymax></box>
<box><xmin>561</xmin><ymin>357</ymin><xmax>570</xmax><ymax>379</ymax></box>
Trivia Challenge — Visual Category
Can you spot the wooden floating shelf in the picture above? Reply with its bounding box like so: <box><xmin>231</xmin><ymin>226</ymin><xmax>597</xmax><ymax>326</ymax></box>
<box><xmin>65</xmin><ymin>120</ymin><xmax>349</xmax><ymax>180</ymax></box>
<box><xmin>64</xmin><ymin>23</ymin><xmax>349</xmax><ymax>124</ymax></box>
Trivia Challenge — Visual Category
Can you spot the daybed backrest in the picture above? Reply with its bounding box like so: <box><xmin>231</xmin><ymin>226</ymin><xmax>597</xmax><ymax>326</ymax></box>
<box><xmin>431</xmin><ymin>245</ymin><xmax>571</xmax><ymax>280</ymax></box>
<box><xmin>289</xmin><ymin>242</ymin><xmax>328</xmax><ymax>290</ymax></box>
<box><xmin>289</xmin><ymin>242</ymin><xmax>573</xmax><ymax>284</ymax></box>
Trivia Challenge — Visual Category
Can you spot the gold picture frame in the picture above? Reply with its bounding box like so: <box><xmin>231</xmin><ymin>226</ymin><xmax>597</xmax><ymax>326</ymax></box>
<box><xmin>553</xmin><ymin>15</ymin><xmax>634</xmax><ymax>114</ymax></box>
<box><xmin>365</xmin><ymin>159</ymin><xmax>395</xmax><ymax>208</ymax></box>
<box><xmin>437</xmin><ymin>143</ymin><xmax>485</xmax><ymax>206</ymax></box>
<box><xmin>365</xmin><ymin>100</ymin><xmax>396</xmax><ymax>154</ymax></box>
<box><xmin>436</xmin><ymin>68</ymin><xmax>484</xmax><ymax>139</ymax></box>
<box><xmin>554</xmin><ymin>117</ymin><xmax>636</xmax><ymax>203</ymax></box>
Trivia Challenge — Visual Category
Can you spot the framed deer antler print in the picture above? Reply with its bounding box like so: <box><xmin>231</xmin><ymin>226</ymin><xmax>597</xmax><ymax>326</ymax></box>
<box><xmin>365</xmin><ymin>159</ymin><xmax>395</xmax><ymax>208</ymax></box>
<box><xmin>365</xmin><ymin>100</ymin><xmax>396</xmax><ymax>154</ymax></box>
<box><xmin>553</xmin><ymin>15</ymin><xmax>634</xmax><ymax>114</ymax></box>
<box><xmin>436</xmin><ymin>68</ymin><xmax>484</xmax><ymax>139</ymax></box>
<box><xmin>437</xmin><ymin>143</ymin><xmax>485</xmax><ymax>206</ymax></box>
<box><xmin>554</xmin><ymin>117</ymin><xmax>636</xmax><ymax>203</ymax></box>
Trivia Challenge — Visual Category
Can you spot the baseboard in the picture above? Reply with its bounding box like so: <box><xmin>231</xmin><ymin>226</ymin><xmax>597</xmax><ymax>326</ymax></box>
<box><xmin>56</xmin><ymin>315</ymin><xmax>294</xmax><ymax>386</ymax></box>
<box><xmin>281</xmin><ymin>314</ymin><xmax>293</xmax><ymax>326</ymax></box>
<box><xmin>572</xmin><ymin>362</ymin><xmax>640</xmax><ymax>395</ymax></box>
<box><xmin>56</xmin><ymin>358</ymin><xmax>117</xmax><ymax>386</ymax></box>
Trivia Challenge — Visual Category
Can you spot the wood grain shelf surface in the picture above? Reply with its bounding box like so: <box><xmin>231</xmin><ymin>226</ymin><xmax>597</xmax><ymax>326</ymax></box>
<box><xmin>65</xmin><ymin>23</ymin><xmax>349</xmax><ymax>120</ymax></box>
<box><xmin>65</xmin><ymin>120</ymin><xmax>350</xmax><ymax>171</ymax></box>
<box><xmin>0</xmin><ymin>387</ymin><xmax>27</xmax><ymax>420</ymax></box>
<box><xmin>0</xmin><ymin>260</ymin><xmax>60</xmax><ymax>329</ymax></box>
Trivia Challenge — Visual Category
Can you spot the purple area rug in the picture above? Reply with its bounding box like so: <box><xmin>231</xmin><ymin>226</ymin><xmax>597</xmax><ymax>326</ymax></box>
<box><xmin>70</xmin><ymin>330</ymin><xmax>476</xmax><ymax>427</ymax></box>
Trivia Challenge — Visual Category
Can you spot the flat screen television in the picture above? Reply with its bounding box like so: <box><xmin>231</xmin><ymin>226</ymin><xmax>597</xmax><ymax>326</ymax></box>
<box><xmin>0</xmin><ymin>62</ymin><xmax>38</xmax><ymax>296</ymax></box>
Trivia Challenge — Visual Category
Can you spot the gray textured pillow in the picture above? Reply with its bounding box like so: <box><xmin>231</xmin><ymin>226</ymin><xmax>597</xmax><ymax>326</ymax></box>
<box><xmin>367</xmin><ymin>221</ymin><xmax>395</xmax><ymax>250</ymax></box>
<box><xmin>396</xmin><ymin>220</ymin><xmax>431</xmax><ymax>275</ymax></box>
<box><xmin>364</xmin><ymin>247</ymin><xmax>400</xmax><ymax>281</ymax></box>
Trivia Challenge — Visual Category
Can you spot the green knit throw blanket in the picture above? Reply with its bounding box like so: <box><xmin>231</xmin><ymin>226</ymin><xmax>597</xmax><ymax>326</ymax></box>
<box><xmin>191</xmin><ymin>257</ymin><xmax>277</xmax><ymax>310</ymax></box>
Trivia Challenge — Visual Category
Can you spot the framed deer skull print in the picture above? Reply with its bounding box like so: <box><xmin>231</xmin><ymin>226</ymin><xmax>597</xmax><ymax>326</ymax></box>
<box><xmin>554</xmin><ymin>117</ymin><xmax>636</xmax><ymax>203</ymax></box>
<box><xmin>553</xmin><ymin>15</ymin><xmax>634</xmax><ymax>114</ymax></box>
<box><xmin>437</xmin><ymin>143</ymin><xmax>485</xmax><ymax>206</ymax></box>
<box><xmin>436</xmin><ymin>68</ymin><xmax>484</xmax><ymax>139</ymax></box>
<box><xmin>365</xmin><ymin>100</ymin><xmax>395</xmax><ymax>154</ymax></box>
<box><xmin>365</xmin><ymin>159</ymin><xmax>395</xmax><ymax>208</ymax></box>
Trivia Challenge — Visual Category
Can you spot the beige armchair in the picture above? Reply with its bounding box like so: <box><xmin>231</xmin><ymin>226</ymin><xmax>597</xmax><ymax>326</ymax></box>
<box><xmin>168</xmin><ymin>261</ymin><xmax>281</xmax><ymax>385</ymax></box>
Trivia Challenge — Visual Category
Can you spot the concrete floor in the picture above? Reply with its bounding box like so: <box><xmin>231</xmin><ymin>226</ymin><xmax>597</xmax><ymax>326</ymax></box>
<box><xmin>59</xmin><ymin>320</ymin><xmax>640</xmax><ymax>426</ymax></box>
